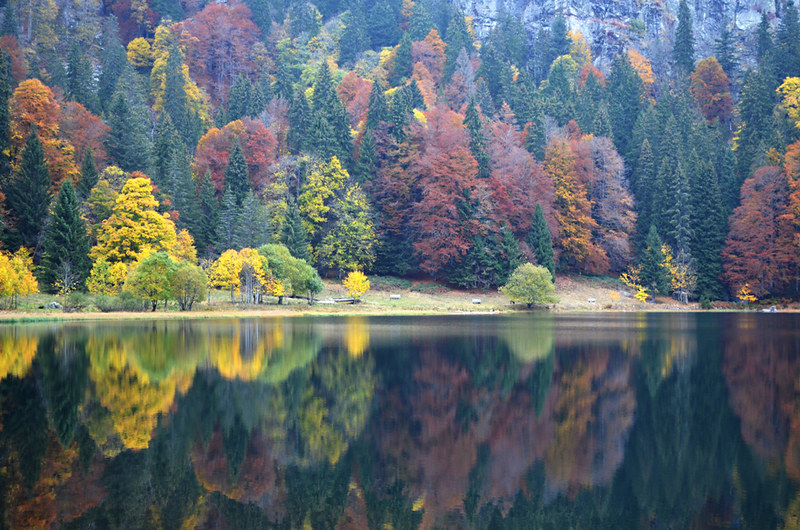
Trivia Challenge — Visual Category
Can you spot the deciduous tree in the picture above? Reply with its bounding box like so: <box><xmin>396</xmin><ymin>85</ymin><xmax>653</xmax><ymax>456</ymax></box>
<box><xmin>500</xmin><ymin>262</ymin><xmax>558</xmax><ymax>308</ymax></box>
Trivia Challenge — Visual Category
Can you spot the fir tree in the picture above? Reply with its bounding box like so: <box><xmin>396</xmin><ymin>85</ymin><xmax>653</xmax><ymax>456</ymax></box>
<box><xmin>0</xmin><ymin>49</ymin><xmax>11</xmax><ymax>188</ymax></box>
<box><xmin>1</xmin><ymin>4</ymin><xmax>17</xmax><ymax>37</ymax></box>
<box><xmin>215</xmin><ymin>185</ymin><xmax>238</xmax><ymax>251</ymax></box>
<box><xmin>153</xmin><ymin>112</ymin><xmax>182</xmax><ymax>192</ymax></box>
<box><xmin>498</xmin><ymin>224</ymin><xmax>523</xmax><ymax>285</ymax></box>
<box><xmin>368</xmin><ymin>0</ymin><xmax>401</xmax><ymax>48</ymax></box>
<box><xmin>391</xmin><ymin>32</ymin><xmax>413</xmax><ymax>85</ymax></box>
<box><xmin>529</xmin><ymin>203</ymin><xmax>555</xmax><ymax>281</ymax></box>
<box><xmin>310</xmin><ymin>64</ymin><xmax>353</xmax><ymax>166</ymax></box>
<box><xmin>633</xmin><ymin>139</ymin><xmax>655</xmax><ymax>253</ymax></box>
<box><xmin>776</xmin><ymin>0</ymin><xmax>800</xmax><ymax>80</ymax></box>
<box><xmin>355</xmin><ymin>130</ymin><xmax>378</xmax><ymax>183</ymax></box>
<box><xmin>756</xmin><ymin>12</ymin><xmax>774</xmax><ymax>72</ymax></box>
<box><xmin>224</xmin><ymin>137</ymin><xmax>250</xmax><ymax>206</ymax></box>
<box><xmin>366</xmin><ymin>81</ymin><xmax>388</xmax><ymax>130</ymax></box>
<box><xmin>5</xmin><ymin>131</ymin><xmax>52</xmax><ymax>251</ymax></box>
<box><xmin>105</xmin><ymin>68</ymin><xmax>152</xmax><ymax>173</ymax></box>
<box><xmin>98</xmin><ymin>17</ymin><xmax>127</xmax><ymax>113</ymax></box>
<box><xmin>227</xmin><ymin>74</ymin><xmax>252</xmax><ymax>123</ymax></box>
<box><xmin>288</xmin><ymin>89</ymin><xmax>311</xmax><ymax>153</ymax></box>
<box><xmin>607</xmin><ymin>53</ymin><xmax>643</xmax><ymax>160</ymax></box>
<box><xmin>340</xmin><ymin>3</ymin><xmax>369</xmax><ymax>65</ymax></box>
<box><xmin>274</xmin><ymin>55</ymin><xmax>295</xmax><ymax>100</ymax></box>
<box><xmin>463</xmin><ymin>99</ymin><xmax>490</xmax><ymax>178</ymax></box>
<box><xmin>249</xmin><ymin>80</ymin><xmax>267</xmax><ymax>118</ymax></box>
<box><xmin>690</xmin><ymin>157</ymin><xmax>725</xmax><ymax>299</ymax></box>
<box><xmin>66</xmin><ymin>43</ymin><xmax>99</xmax><ymax>113</ymax></box>
<box><xmin>77</xmin><ymin>148</ymin><xmax>98</xmax><ymax>199</ymax></box>
<box><xmin>714</xmin><ymin>24</ymin><xmax>738</xmax><ymax>79</ymax></box>
<box><xmin>193</xmin><ymin>170</ymin><xmax>218</xmax><ymax>256</ymax></box>
<box><xmin>163</xmin><ymin>43</ymin><xmax>189</xmax><ymax>140</ymax></box>
<box><xmin>641</xmin><ymin>225</ymin><xmax>668</xmax><ymax>295</ymax></box>
<box><xmin>39</xmin><ymin>180</ymin><xmax>91</xmax><ymax>290</ymax></box>
<box><xmin>549</xmin><ymin>14</ymin><xmax>570</xmax><ymax>61</ymax></box>
<box><xmin>664</xmin><ymin>160</ymin><xmax>693</xmax><ymax>255</ymax></box>
<box><xmin>735</xmin><ymin>69</ymin><xmax>775</xmax><ymax>180</ymax></box>
<box><xmin>408</xmin><ymin>1</ymin><xmax>433</xmax><ymax>40</ymax></box>
<box><xmin>444</xmin><ymin>8</ymin><xmax>474</xmax><ymax>79</ymax></box>
<box><xmin>673</xmin><ymin>0</ymin><xmax>695</xmax><ymax>73</ymax></box>
<box><xmin>233</xmin><ymin>192</ymin><xmax>272</xmax><ymax>249</ymax></box>
<box><xmin>281</xmin><ymin>202</ymin><xmax>310</xmax><ymax>261</ymax></box>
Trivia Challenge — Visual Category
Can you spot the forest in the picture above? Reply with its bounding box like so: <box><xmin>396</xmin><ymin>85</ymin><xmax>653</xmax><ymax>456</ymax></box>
<box><xmin>0</xmin><ymin>0</ymin><xmax>799</xmax><ymax>305</ymax></box>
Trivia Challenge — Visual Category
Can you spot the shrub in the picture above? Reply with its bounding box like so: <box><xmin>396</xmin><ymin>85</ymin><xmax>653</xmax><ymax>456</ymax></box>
<box><xmin>370</xmin><ymin>276</ymin><xmax>413</xmax><ymax>291</ymax></box>
<box><xmin>409</xmin><ymin>282</ymin><xmax>448</xmax><ymax>294</ymax></box>
<box><xmin>500</xmin><ymin>263</ymin><xmax>559</xmax><ymax>308</ymax></box>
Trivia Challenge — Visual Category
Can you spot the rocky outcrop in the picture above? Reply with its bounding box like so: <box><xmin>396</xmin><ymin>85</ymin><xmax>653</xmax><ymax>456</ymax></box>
<box><xmin>456</xmin><ymin>0</ymin><xmax>779</xmax><ymax>68</ymax></box>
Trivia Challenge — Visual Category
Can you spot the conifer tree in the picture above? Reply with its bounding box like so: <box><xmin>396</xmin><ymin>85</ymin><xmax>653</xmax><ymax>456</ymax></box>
<box><xmin>355</xmin><ymin>130</ymin><xmax>378</xmax><ymax>182</ymax></box>
<box><xmin>756</xmin><ymin>13</ymin><xmax>774</xmax><ymax>74</ymax></box>
<box><xmin>498</xmin><ymin>224</ymin><xmax>523</xmax><ymax>285</ymax></box>
<box><xmin>233</xmin><ymin>192</ymin><xmax>272</xmax><ymax>249</ymax></box>
<box><xmin>274</xmin><ymin>56</ymin><xmax>295</xmax><ymax>101</ymax></box>
<box><xmin>776</xmin><ymin>0</ymin><xmax>800</xmax><ymax>80</ymax></box>
<box><xmin>444</xmin><ymin>8</ymin><xmax>474</xmax><ymax>80</ymax></box>
<box><xmin>39</xmin><ymin>180</ymin><xmax>91</xmax><ymax>290</ymax></box>
<box><xmin>98</xmin><ymin>17</ymin><xmax>127</xmax><ymax>113</ymax></box>
<box><xmin>607</xmin><ymin>53</ymin><xmax>643</xmax><ymax>160</ymax></box>
<box><xmin>391</xmin><ymin>32</ymin><xmax>413</xmax><ymax>85</ymax></box>
<box><xmin>193</xmin><ymin>169</ymin><xmax>218</xmax><ymax>256</ymax></box>
<box><xmin>66</xmin><ymin>42</ymin><xmax>99</xmax><ymax>113</ymax></box>
<box><xmin>0</xmin><ymin>49</ymin><xmax>11</xmax><ymax>188</ymax></box>
<box><xmin>77</xmin><ymin>148</ymin><xmax>98</xmax><ymax>199</ymax></box>
<box><xmin>735</xmin><ymin>69</ymin><xmax>775</xmax><ymax>180</ymax></box>
<box><xmin>105</xmin><ymin>68</ymin><xmax>152</xmax><ymax>173</ymax></box>
<box><xmin>163</xmin><ymin>43</ymin><xmax>189</xmax><ymax>140</ymax></box>
<box><xmin>1</xmin><ymin>4</ymin><xmax>17</xmax><ymax>37</ymax></box>
<box><xmin>673</xmin><ymin>0</ymin><xmax>695</xmax><ymax>73</ymax></box>
<box><xmin>224</xmin><ymin>137</ymin><xmax>250</xmax><ymax>206</ymax></box>
<box><xmin>227</xmin><ymin>74</ymin><xmax>252</xmax><ymax>123</ymax></box>
<box><xmin>153</xmin><ymin>112</ymin><xmax>181</xmax><ymax>191</ymax></box>
<box><xmin>366</xmin><ymin>82</ymin><xmax>388</xmax><ymax>130</ymax></box>
<box><xmin>633</xmin><ymin>139</ymin><xmax>655</xmax><ymax>252</ymax></box>
<box><xmin>288</xmin><ymin>89</ymin><xmax>311</xmax><ymax>153</ymax></box>
<box><xmin>690</xmin><ymin>158</ymin><xmax>724</xmax><ymax>299</ymax></box>
<box><xmin>249</xmin><ymin>81</ymin><xmax>267</xmax><ymax>117</ymax></box>
<box><xmin>281</xmin><ymin>202</ymin><xmax>310</xmax><ymax>261</ymax></box>
<box><xmin>529</xmin><ymin>203</ymin><xmax>555</xmax><ymax>281</ymax></box>
<box><xmin>310</xmin><ymin>64</ymin><xmax>353</xmax><ymax>166</ymax></box>
<box><xmin>464</xmin><ymin>99</ymin><xmax>490</xmax><ymax>179</ymax></box>
<box><xmin>5</xmin><ymin>131</ymin><xmax>52</xmax><ymax>251</ymax></box>
<box><xmin>340</xmin><ymin>3</ymin><xmax>369</xmax><ymax>65</ymax></box>
<box><xmin>664</xmin><ymin>160</ymin><xmax>693</xmax><ymax>255</ymax></box>
<box><xmin>714</xmin><ymin>24</ymin><xmax>737</xmax><ymax>79</ymax></box>
<box><xmin>408</xmin><ymin>1</ymin><xmax>433</xmax><ymax>41</ymax></box>
<box><xmin>368</xmin><ymin>0</ymin><xmax>401</xmax><ymax>48</ymax></box>
<box><xmin>641</xmin><ymin>225</ymin><xmax>668</xmax><ymax>295</ymax></box>
<box><xmin>215</xmin><ymin>185</ymin><xmax>238</xmax><ymax>251</ymax></box>
<box><xmin>550</xmin><ymin>14</ymin><xmax>570</xmax><ymax>61</ymax></box>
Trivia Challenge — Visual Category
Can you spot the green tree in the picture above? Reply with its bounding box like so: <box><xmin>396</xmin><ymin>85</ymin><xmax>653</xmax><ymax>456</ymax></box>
<box><xmin>0</xmin><ymin>49</ymin><xmax>13</xmax><ymax>188</ymax></box>
<box><xmin>390</xmin><ymin>32</ymin><xmax>413</xmax><ymax>85</ymax></box>
<box><xmin>464</xmin><ymin>99</ymin><xmax>490</xmax><ymax>179</ymax></box>
<box><xmin>365</xmin><ymin>81</ymin><xmax>388</xmax><ymax>130</ymax></box>
<box><xmin>500</xmin><ymin>262</ymin><xmax>559</xmax><ymax>308</ymax></box>
<box><xmin>170</xmin><ymin>260</ymin><xmax>207</xmax><ymax>310</ymax></box>
<box><xmin>444</xmin><ymin>8</ymin><xmax>474</xmax><ymax>79</ymax></box>
<box><xmin>607</xmin><ymin>53</ymin><xmax>643</xmax><ymax>159</ymax></box>
<box><xmin>226</xmin><ymin>73</ymin><xmax>252</xmax><ymax>123</ymax></box>
<box><xmin>408</xmin><ymin>1</ymin><xmax>433</xmax><ymax>40</ymax></box>
<box><xmin>77</xmin><ymin>148</ymin><xmax>98</xmax><ymax>199</ymax></box>
<box><xmin>549</xmin><ymin>14</ymin><xmax>570</xmax><ymax>62</ymax></box>
<box><xmin>225</xmin><ymin>137</ymin><xmax>250</xmax><ymax>205</ymax></box>
<box><xmin>776</xmin><ymin>0</ymin><xmax>800</xmax><ymax>80</ymax></box>
<box><xmin>690</xmin><ymin>158</ymin><xmax>725</xmax><ymax>299</ymax></box>
<box><xmin>339</xmin><ymin>4</ymin><xmax>369</xmax><ymax>65</ymax></box>
<box><xmin>233</xmin><ymin>192</ymin><xmax>272</xmax><ymax>249</ymax></box>
<box><xmin>98</xmin><ymin>17</ymin><xmax>127</xmax><ymax>113</ymax></box>
<box><xmin>215</xmin><ymin>185</ymin><xmax>238</xmax><ymax>251</ymax></box>
<box><xmin>39</xmin><ymin>180</ymin><xmax>91</xmax><ymax>291</ymax></box>
<box><xmin>528</xmin><ymin>203</ymin><xmax>555</xmax><ymax>281</ymax></box>
<box><xmin>281</xmin><ymin>201</ymin><xmax>310</xmax><ymax>261</ymax></box>
<box><xmin>288</xmin><ymin>88</ymin><xmax>311</xmax><ymax>153</ymax></box>
<box><xmin>714</xmin><ymin>24</ymin><xmax>737</xmax><ymax>78</ymax></box>
<box><xmin>66</xmin><ymin>42</ymin><xmax>99</xmax><ymax>113</ymax></box>
<box><xmin>105</xmin><ymin>68</ymin><xmax>152</xmax><ymax>173</ymax></box>
<box><xmin>4</xmin><ymin>130</ymin><xmax>52</xmax><ymax>251</ymax></box>
<box><xmin>640</xmin><ymin>225</ymin><xmax>668</xmax><ymax>295</ymax></box>
<box><xmin>673</xmin><ymin>0</ymin><xmax>695</xmax><ymax>73</ymax></box>
<box><xmin>124</xmin><ymin>251</ymin><xmax>176</xmax><ymax>311</ymax></box>
<box><xmin>193</xmin><ymin>169</ymin><xmax>218</xmax><ymax>256</ymax></box>
<box><xmin>310</xmin><ymin>64</ymin><xmax>353</xmax><ymax>167</ymax></box>
<box><xmin>367</xmin><ymin>0</ymin><xmax>400</xmax><ymax>48</ymax></box>
<box><xmin>1</xmin><ymin>4</ymin><xmax>18</xmax><ymax>37</ymax></box>
<box><xmin>355</xmin><ymin>130</ymin><xmax>378</xmax><ymax>182</ymax></box>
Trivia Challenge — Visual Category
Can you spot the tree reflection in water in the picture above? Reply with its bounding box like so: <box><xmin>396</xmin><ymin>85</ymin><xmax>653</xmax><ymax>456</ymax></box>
<box><xmin>0</xmin><ymin>314</ymin><xmax>797</xmax><ymax>528</ymax></box>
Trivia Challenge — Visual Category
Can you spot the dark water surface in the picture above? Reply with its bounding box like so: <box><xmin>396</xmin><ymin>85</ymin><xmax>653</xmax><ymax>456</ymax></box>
<box><xmin>1</xmin><ymin>313</ymin><xmax>799</xmax><ymax>528</ymax></box>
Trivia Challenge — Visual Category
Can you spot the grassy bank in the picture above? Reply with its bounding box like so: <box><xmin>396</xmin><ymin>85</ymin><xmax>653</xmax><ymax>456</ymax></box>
<box><xmin>2</xmin><ymin>274</ymin><xmax>781</xmax><ymax>323</ymax></box>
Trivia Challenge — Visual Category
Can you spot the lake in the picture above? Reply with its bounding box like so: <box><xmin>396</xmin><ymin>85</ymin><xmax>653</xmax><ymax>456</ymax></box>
<box><xmin>0</xmin><ymin>313</ymin><xmax>798</xmax><ymax>528</ymax></box>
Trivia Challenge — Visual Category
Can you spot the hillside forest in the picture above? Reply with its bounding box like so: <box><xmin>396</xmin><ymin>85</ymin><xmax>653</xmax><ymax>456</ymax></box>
<box><xmin>0</xmin><ymin>0</ymin><xmax>799</xmax><ymax>304</ymax></box>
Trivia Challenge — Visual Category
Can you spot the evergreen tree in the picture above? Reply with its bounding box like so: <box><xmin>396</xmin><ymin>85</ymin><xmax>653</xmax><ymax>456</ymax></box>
<box><xmin>368</xmin><ymin>0</ymin><xmax>401</xmax><ymax>48</ymax></box>
<box><xmin>0</xmin><ymin>49</ymin><xmax>11</xmax><ymax>188</ymax></box>
<box><xmin>215</xmin><ymin>185</ymin><xmax>238</xmax><ymax>251</ymax></box>
<box><xmin>391</xmin><ymin>32</ymin><xmax>413</xmax><ymax>85</ymax></box>
<box><xmin>633</xmin><ymin>139</ymin><xmax>655</xmax><ymax>253</ymax></box>
<box><xmin>105</xmin><ymin>68</ymin><xmax>152</xmax><ymax>173</ymax></box>
<box><xmin>77</xmin><ymin>148</ymin><xmax>98</xmax><ymax>199</ymax></box>
<box><xmin>274</xmin><ymin>55</ymin><xmax>295</xmax><ymax>100</ymax></box>
<box><xmin>233</xmin><ymin>192</ymin><xmax>272</xmax><ymax>249</ymax></box>
<box><xmin>591</xmin><ymin>104</ymin><xmax>613</xmax><ymax>138</ymax></box>
<box><xmin>153</xmin><ymin>112</ymin><xmax>181</xmax><ymax>191</ymax></box>
<box><xmin>776</xmin><ymin>0</ymin><xmax>800</xmax><ymax>80</ymax></box>
<box><xmin>366</xmin><ymin>81</ymin><xmax>388</xmax><ymax>130</ymax></box>
<box><xmin>673</xmin><ymin>0</ymin><xmax>695</xmax><ymax>73</ymax></box>
<box><xmin>39</xmin><ymin>180</ymin><xmax>91</xmax><ymax>290</ymax></box>
<box><xmin>498</xmin><ymin>224</ymin><xmax>523</xmax><ymax>285</ymax></box>
<box><xmin>5</xmin><ymin>131</ymin><xmax>52</xmax><ymax>251</ymax></box>
<box><xmin>549</xmin><ymin>14</ymin><xmax>570</xmax><ymax>61</ymax></box>
<box><xmin>340</xmin><ymin>2</ymin><xmax>369</xmax><ymax>65</ymax></box>
<box><xmin>665</xmin><ymin>160</ymin><xmax>693</xmax><ymax>255</ymax></box>
<box><xmin>310</xmin><ymin>64</ymin><xmax>353</xmax><ymax>166</ymax></box>
<box><xmin>714</xmin><ymin>24</ymin><xmax>738</xmax><ymax>79</ymax></box>
<box><xmin>66</xmin><ymin>42</ymin><xmax>99</xmax><ymax>113</ymax></box>
<box><xmin>641</xmin><ymin>225</ymin><xmax>668</xmax><ymax>295</ymax></box>
<box><xmin>355</xmin><ymin>130</ymin><xmax>378</xmax><ymax>182</ymax></box>
<box><xmin>735</xmin><ymin>69</ymin><xmax>775</xmax><ymax>181</ymax></box>
<box><xmin>444</xmin><ymin>8</ymin><xmax>474</xmax><ymax>79</ymax></box>
<box><xmin>690</xmin><ymin>157</ymin><xmax>724</xmax><ymax>299</ymax></box>
<box><xmin>756</xmin><ymin>12</ymin><xmax>774</xmax><ymax>73</ymax></box>
<box><xmin>227</xmin><ymin>74</ymin><xmax>252</xmax><ymax>123</ymax></box>
<box><xmin>1</xmin><ymin>4</ymin><xmax>17</xmax><ymax>37</ymax></box>
<box><xmin>281</xmin><ymin>202</ymin><xmax>310</xmax><ymax>261</ymax></box>
<box><xmin>408</xmin><ymin>1</ymin><xmax>433</xmax><ymax>40</ymax></box>
<box><xmin>249</xmin><ymin>80</ymin><xmax>267</xmax><ymax>117</ymax></box>
<box><xmin>288</xmin><ymin>89</ymin><xmax>311</xmax><ymax>153</ymax></box>
<box><xmin>193</xmin><ymin>170</ymin><xmax>218</xmax><ymax>256</ymax></box>
<box><xmin>98</xmin><ymin>17</ymin><xmax>127</xmax><ymax>113</ymax></box>
<box><xmin>528</xmin><ymin>203</ymin><xmax>555</xmax><ymax>281</ymax></box>
<box><xmin>224</xmin><ymin>137</ymin><xmax>250</xmax><ymax>206</ymax></box>
<box><xmin>463</xmin><ymin>99</ymin><xmax>490</xmax><ymax>178</ymax></box>
<box><xmin>607</xmin><ymin>53</ymin><xmax>643</xmax><ymax>160</ymax></box>
<box><xmin>163</xmin><ymin>43</ymin><xmax>189</xmax><ymax>140</ymax></box>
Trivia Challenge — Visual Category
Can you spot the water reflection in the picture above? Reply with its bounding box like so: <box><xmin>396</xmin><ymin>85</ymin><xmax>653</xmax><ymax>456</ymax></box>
<box><xmin>0</xmin><ymin>314</ymin><xmax>798</xmax><ymax>528</ymax></box>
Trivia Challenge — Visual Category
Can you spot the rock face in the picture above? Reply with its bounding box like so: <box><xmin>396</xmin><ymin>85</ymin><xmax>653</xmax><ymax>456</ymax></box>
<box><xmin>456</xmin><ymin>0</ymin><xmax>778</xmax><ymax>68</ymax></box>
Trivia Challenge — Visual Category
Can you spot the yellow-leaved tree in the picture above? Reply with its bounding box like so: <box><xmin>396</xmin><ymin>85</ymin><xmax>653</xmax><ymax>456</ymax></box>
<box><xmin>90</xmin><ymin>175</ymin><xmax>178</xmax><ymax>265</ymax></box>
<box><xmin>209</xmin><ymin>249</ymin><xmax>243</xmax><ymax>302</ymax></box>
<box><xmin>343</xmin><ymin>271</ymin><xmax>370</xmax><ymax>302</ymax></box>
<box><xmin>0</xmin><ymin>248</ymin><xmax>39</xmax><ymax>308</ymax></box>
<box><xmin>299</xmin><ymin>156</ymin><xmax>349</xmax><ymax>236</ymax></box>
<box><xmin>779</xmin><ymin>77</ymin><xmax>800</xmax><ymax>130</ymax></box>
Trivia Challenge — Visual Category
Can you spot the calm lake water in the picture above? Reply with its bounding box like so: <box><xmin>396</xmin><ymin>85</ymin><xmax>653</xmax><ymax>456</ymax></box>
<box><xmin>1</xmin><ymin>313</ymin><xmax>799</xmax><ymax>528</ymax></box>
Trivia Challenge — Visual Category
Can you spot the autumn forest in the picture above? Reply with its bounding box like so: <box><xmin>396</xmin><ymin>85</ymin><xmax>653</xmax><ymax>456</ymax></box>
<box><xmin>0</xmin><ymin>0</ymin><xmax>799</xmax><ymax>305</ymax></box>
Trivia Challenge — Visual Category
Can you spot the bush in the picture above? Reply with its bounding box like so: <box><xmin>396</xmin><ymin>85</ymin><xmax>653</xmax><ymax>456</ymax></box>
<box><xmin>370</xmin><ymin>276</ymin><xmax>413</xmax><ymax>291</ymax></box>
<box><xmin>409</xmin><ymin>282</ymin><xmax>448</xmax><ymax>294</ymax></box>
<box><xmin>94</xmin><ymin>292</ymin><xmax>148</xmax><ymax>312</ymax></box>
<box><xmin>700</xmin><ymin>296</ymin><xmax>712</xmax><ymax>310</ymax></box>
<box><xmin>64</xmin><ymin>292</ymin><xmax>90</xmax><ymax>312</ymax></box>
<box><xmin>500</xmin><ymin>263</ymin><xmax>559</xmax><ymax>308</ymax></box>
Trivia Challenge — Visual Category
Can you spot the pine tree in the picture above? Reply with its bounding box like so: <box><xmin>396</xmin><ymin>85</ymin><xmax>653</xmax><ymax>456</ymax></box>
<box><xmin>339</xmin><ymin>3</ymin><xmax>369</xmax><ymax>65</ymax></box>
<box><xmin>193</xmin><ymin>170</ymin><xmax>218</xmax><ymax>256</ymax></box>
<box><xmin>408</xmin><ymin>1</ymin><xmax>433</xmax><ymax>41</ymax></box>
<box><xmin>368</xmin><ymin>0</ymin><xmax>401</xmax><ymax>48</ymax></box>
<box><xmin>735</xmin><ymin>69</ymin><xmax>775</xmax><ymax>180</ymax></box>
<box><xmin>498</xmin><ymin>224</ymin><xmax>523</xmax><ymax>285</ymax></box>
<box><xmin>163</xmin><ymin>43</ymin><xmax>189</xmax><ymax>140</ymax></box>
<box><xmin>463</xmin><ymin>99</ymin><xmax>490</xmax><ymax>178</ymax></box>
<box><xmin>77</xmin><ymin>148</ymin><xmax>98</xmax><ymax>199</ymax></box>
<box><xmin>281</xmin><ymin>202</ymin><xmax>310</xmax><ymax>261</ymax></box>
<box><xmin>391</xmin><ymin>32</ymin><xmax>413</xmax><ymax>85</ymax></box>
<box><xmin>633</xmin><ymin>139</ymin><xmax>655</xmax><ymax>253</ymax></box>
<box><xmin>690</xmin><ymin>157</ymin><xmax>724</xmax><ymax>299</ymax></box>
<box><xmin>233</xmin><ymin>192</ymin><xmax>272</xmax><ymax>249</ymax></box>
<box><xmin>39</xmin><ymin>180</ymin><xmax>91</xmax><ymax>290</ymax></box>
<box><xmin>66</xmin><ymin>42</ymin><xmax>99</xmax><ymax>113</ymax></box>
<box><xmin>310</xmin><ymin>64</ymin><xmax>353</xmax><ymax>166</ymax></box>
<box><xmin>673</xmin><ymin>0</ymin><xmax>695</xmax><ymax>73</ymax></box>
<box><xmin>105</xmin><ymin>68</ymin><xmax>152</xmax><ymax>173</ymax></box>
<box><xmin>529</xmin><ymin>203</ymin><xmax>555</xmax><ymax>281</ymax></box>
<box><xmin>5</xmin><ymin>131</ymin><xmax>52</xmax><ymax>251</ymax></box>
<box><xmin>355</xmin><ymin>130</ymin><xmax>378</xmax><ymax>182</ymax></box>
<box><xmin>288</xmin><ymin>89</ymin><xmax>311</xmax><ymax>153</ymax></box>
<box><xmin>366</xmin><ymin>81</ymin><xmax>388</xmax><ymax>130</ymax></box>
<box><xmin>607</xmin><ymin>53</ymin><xmax>643</xmax><ymax>160</ymax></box>
<box><xmin>215</xmin><ymin>185</ymin><xmax>238</xmax><ymax>251</ymax></box>
<box><xmin>249</xmin><ymin>81</ymin><xmax>267</xmax><ymax>118</ymax></box>
<box><xmin>227</xmin><ymin>74</ymin><xmax>252</xmax><ymax>123</ymax></box>
<box><xmin>776</xmin><ymin>0</ymin><xmax>800</xmax><ymax>80</ymax></box>
<box><xmin>274</xmin><ymin>55</ymin><xmax>295</xmax><ymax>101</ymax></box>
<box><xmin>224</xmin><ymin>137</ymin><xmax>250</xmax><ymax>206</ymax></box>
<box><xmin>153</xmin><ymin>112</ymin><xmax>181</xmax><ymax>192</ymax></box>
<box><xmin>641</xmin><ymin>225</ymin><xmax>668</xmax><ymax>295</ymax></box>
<box><xmin>756</xmin><ymin>13</ymin><xmax>774</xmax><ymax>73</ymax></box>
<box><xmin>444</xmin><ymin>8</ymin><xmax>474</xmax><ymax>80</ymax></box>
<box><xmin>714</xmin><ymin>24</ymin><xmax>738</xmax><ymax>79</ymax></box>
<box><xmin>664</xmin><ymin>160</ymin><xmax>693</xmax><ymax>255</ymax></box>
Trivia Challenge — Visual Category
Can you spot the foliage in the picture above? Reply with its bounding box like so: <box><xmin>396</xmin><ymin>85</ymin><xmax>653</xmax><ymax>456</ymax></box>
<box><xmin>500</xmin><ymin>262</ymin><xmax>558</xmax><ymax>308</ymax></box>
<box><xmin>0</xmin><ymin>248</ymin><xmax>38</xmax><ymax>307</ymax></box>
<box><xmin>86</xmin><ymin>259</ymin><xmax>128</xmax><ymax>295</ymax></box>
<box><xmin>124</xmin><ymin>251</ymin><xmax>176</xmax><ymax>311</ymax></box>
<box><xmin>343</xmin><ymin>270</ymin><xmax>370</xmax><ymax>301</ymax></box>
<box><xmin>170</xmin><ymin>260</ymin><xmax>207</xmax><ymax>310</ymax></box>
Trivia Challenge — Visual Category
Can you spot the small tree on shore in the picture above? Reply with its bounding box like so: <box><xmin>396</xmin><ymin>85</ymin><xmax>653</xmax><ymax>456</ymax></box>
<box><xmin>343</xmin><ymin>270</ymin><xmax>369</xmax><ymax>302</ymax></box>
<box><xmin>500</xmin><ymin>263</ymin><xmax>558</xmax><ymax>308</ymax></box>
